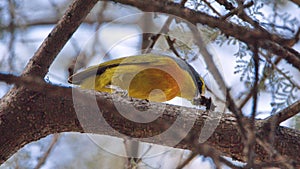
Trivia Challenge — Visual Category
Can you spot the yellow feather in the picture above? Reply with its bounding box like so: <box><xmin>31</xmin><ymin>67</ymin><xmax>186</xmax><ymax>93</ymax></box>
<box><xmin>68</xmin><ymin>54</ymin><xmax>205</xmax><ymax>102</ymax></box>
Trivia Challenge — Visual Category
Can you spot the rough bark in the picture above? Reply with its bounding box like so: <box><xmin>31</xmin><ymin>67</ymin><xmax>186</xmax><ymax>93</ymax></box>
<box><xmin>0</xmin><ymin>83</ymin><xmax>299</xmax><ymax>166</ymax></box>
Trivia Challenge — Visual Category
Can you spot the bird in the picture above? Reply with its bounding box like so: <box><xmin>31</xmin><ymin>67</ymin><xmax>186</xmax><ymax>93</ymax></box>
<box><xmin>68</xmin><ymin>53</ymin><xmax>206</xmax><ymax>104</ymax></box>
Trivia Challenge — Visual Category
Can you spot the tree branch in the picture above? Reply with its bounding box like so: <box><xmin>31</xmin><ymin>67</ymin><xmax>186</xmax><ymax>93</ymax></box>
<box><xmin>0</xmin><ymin>74</ymin><xmax>299</xmax><ymax>166</ymax></box>
<box><xmin>265</xmin><ymin>100</ymin><xmax>300</xmax><ymax>126</ymax></box>
<box><xmin>110</xmin><ymin>0</ymin><xmax>300</xmax><ymax>71</ymax></box>
<box><xmin>34</xmin><ymin>134</ymin><xmax>60</xmax><ymax>169</ymax></box>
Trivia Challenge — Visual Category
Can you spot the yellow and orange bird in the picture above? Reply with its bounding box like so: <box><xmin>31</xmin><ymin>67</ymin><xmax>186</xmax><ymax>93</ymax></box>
<box><xmin>68</xmin><ymin>54</ymin><xmax>205</xmax><ymax>103</ymax></box>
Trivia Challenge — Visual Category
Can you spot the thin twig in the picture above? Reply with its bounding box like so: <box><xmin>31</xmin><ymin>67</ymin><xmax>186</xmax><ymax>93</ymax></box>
<box><xmin>177</xmin><ymin>143</ymin><xmax>242</xmax><ymax>169</ymax></box>
<box><xmin>251</xmin><ymin>45</ymin><xmax>259</xmax><ymax>124</ymax></box>
<box><xmin>261</xmin><ymin>52</ymin><xmax>300</xmax><ymax>90</ymax></box>
<box><xmin>135</xmin><ymin>145</ymin><xmax>153</xmax><ymax>164</ymax></box>
<box><xmin>221</xmin><ymin>1</ymin><xmax>254</xmax><ymax>20</ymax></box>
<box><xmin>264</xmin><ymin>100</ymin><xmax>300</xmax><ymax>126</ymax></box>
<box><xmin>186</xmin><ymin>24</ymin><xmax>227</xmax><ymax>97</ymax></box>
<box><xmin>226</xmin><ymin>89</ymin><xmax>248</xmax><ymax>139</ymax></box>
<box><xmin>186</xmin><ymin>21</ymin><xmax>255</xmax><ymax>159</ymax></box>
<box><xmin>165</xmin><ymin>35</ymin><xmax>181</xmax><ymax>58</ymax></box>
<box><xmin>7</xmin><ymin>0</ymin><xmax>16</xmax><ymax>71</ymax></box>
<box><xmin>34</xmin><ymin>134</ymin><xmax>60</xmax><ymax>169</ymax></box>
<box><xmin>215</xmin><ymin>0</ymin><xmax>235</xmax><ymax>10</ymax></box>
<box><xmin>123</xmin><ymin>140</ymin><xmax>138</xmax><ymax>169</ymax></box>
<box><xmin>245</xmin><ymin>45</ymin><xmax>259</xmax><ymax>168</ymax></box>
<box><xmin>238</xmin><ymin>55</ymin><xmax>282</xmax><ymax>109</ymax></box>
<box><xmin>202</xmin><ymin>0</ymin><xmax>221</xmax><ymax>16</ymax></box>
<box><xmin>222</xmin><ymin>0</ymin><xmax>272</xmax><ymax>40</ymax></box>
<box><xmin>143</xmin><ymin>16</ymin><xmax>173</xmax><ymax>54</ymax></box>
<box><xmin>176</xmin><ymin>152</ymin><xmax>197</xmax><ymax>169</ymax></box>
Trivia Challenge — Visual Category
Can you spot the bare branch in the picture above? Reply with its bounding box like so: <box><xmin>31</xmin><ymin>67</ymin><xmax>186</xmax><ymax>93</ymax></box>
<box><xmin>245</xmin><ymin>45</ymin><xmax>259</xmax><ymax>168</ymax></box>
<box><xmin>177</xmin><ymin>144</ymin><xmax>243</xmax><ymax>169</ymax></box>
<box><xmin>7</xmin><ymin>0</ymin><xmax>17</xmax><ymax>71</ymax></box>
<box><xmin>221</xmin><ymin>1</ymin><xmax>254</xmax><ymax>20</ymax></box>
<box><xmin>238</xmin><ymin>56</ymin><xmax>283</xmax><ymax>109</ymax></box>
<box><xmin>34</xmin><ymin>134</ymin><xmax>60</xmax><ymax>169</ymax></box>
<box><xmin>187</xmin><ymin>24</ymin><xmax>227</xmax><ymax>97</ymax></box>
<box><xmin>265</xmin><ymin>100</ymin><xmax>300</xmax><ymax>126</ymax></box>
<box><xmin>215</xmin><ymin>0</ymin><xmax>235</xmax><ymax>10</ymax></box>
<box><xmin>202</xmin><ymin>0</ymin><xmax>222</xmax><ymax>16</ymax></box>
<box><xmin>110</xmin><ymin>0</ymin><xmax>300</xmax><ymax>71</ymax></box>
<box><xmin>176</xmin><ymin>152</ymin><xmax>197</xmax><ymax>169</ymax></box>
<box><xmin>143</xmin><ymin>16</ymin><xmax>173</xmax><ymax>54</ymax></box>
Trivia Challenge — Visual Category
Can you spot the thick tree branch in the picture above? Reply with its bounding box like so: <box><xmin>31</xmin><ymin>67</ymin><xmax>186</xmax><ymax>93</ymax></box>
<box><xmin>0</xmin><ymin>74</ymin><xmax>299</xmax><ymax>166</ymax></box>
